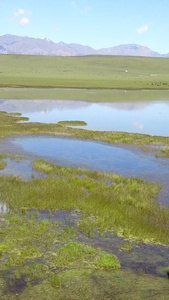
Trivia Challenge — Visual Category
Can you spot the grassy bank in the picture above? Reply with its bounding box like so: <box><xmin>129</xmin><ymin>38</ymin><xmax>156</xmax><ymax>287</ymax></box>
<box><xmin>0</xmin><ymin>55</ymin><xmax>169</xmax><ymax>90</ymax></box>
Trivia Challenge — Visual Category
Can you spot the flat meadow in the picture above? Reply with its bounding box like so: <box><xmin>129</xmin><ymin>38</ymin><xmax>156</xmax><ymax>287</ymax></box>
<box><xmin>0</xmin><ymin>54</ymin><xmax>169</xmax><ymax>90</ymax></box>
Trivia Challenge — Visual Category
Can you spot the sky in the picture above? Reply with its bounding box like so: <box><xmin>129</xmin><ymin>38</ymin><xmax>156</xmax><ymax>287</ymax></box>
<box><xmin>1</xmin><ymin>0</ymin><xmax>169</xmax><ymax>54</ymax></box>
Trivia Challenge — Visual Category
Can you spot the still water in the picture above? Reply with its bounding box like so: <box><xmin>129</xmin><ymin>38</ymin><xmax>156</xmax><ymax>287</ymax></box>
<box><xmin>0</xmin><ymin>99</ymin><xmax>169</xmax><ymax>136</ymax></box>
<box><xmin>1</xmin><ymin>135</ymin><xmax>169</xmax><ymax>207</ymax></box>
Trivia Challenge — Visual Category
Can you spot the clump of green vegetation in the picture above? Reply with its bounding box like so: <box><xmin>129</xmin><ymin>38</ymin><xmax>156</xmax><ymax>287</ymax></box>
<box><xmin>93</xmin><ymin>253</ymin><xmax>120</xmax><ymax>270</ymax></box>
<box><xmin>156</xmin><ymin>147</ymin><xmax>169</xmax><ymax>158</ymax></box>
<box><xmin>57</xmin><ymin>120</ymin><xmax>87</xmax><ymax>126</ymax></box>
<box><xmin>1</xmin><ymin>159</ymin><xmax>169</xmax><ymax>245</ymax></box>
<box><xmin>53</xmin><ymin>242</ymin><xmax>120</xmax><ymax>270</ymax></box>
<box><xmin>119</xmin><ymin>243</ymin><xmax>133</xmax><ymax>252</ymax></box>
<box><xmin>8</xmin><ymin>112</ymin><xmax>22</xmax><ymax>116</ymax></box>
<box><xmin>0</xmin><ymin>153</ymin><xmax>25</xmax><ymax>170</ymax></box>
<box><xmin>0</xmin><ymin>156</ymin><xmax>7</xmax><ymax>170</ymax></box>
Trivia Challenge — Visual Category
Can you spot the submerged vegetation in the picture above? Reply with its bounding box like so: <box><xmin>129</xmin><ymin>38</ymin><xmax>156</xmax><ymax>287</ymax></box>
<box><xmin>0</xmin><ymin>154</ymin><xmax>24</xmax><ymax>170</ymax></box>
<box><xmin>0</xmin><ymin>210</ymin><xmax>120</xmax><ymax>297</ymax></box>
<box><xmin>0</xmin><ymin>156</ymin><xmax>7</xmax><ymax>170</ymax></box>
<box><xmin>1</xmin><ymin>212</ymin><xmax>169</xmax><ymax>299</ymax></box>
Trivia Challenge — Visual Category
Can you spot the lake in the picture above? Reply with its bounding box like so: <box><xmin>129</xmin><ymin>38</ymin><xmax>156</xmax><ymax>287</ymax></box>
<box><xmin>0</xmin><ymin>99</ymin><xmax>169</xmax><ymax>136</ymax></box>
<box><xmin>1</xmin><ymin>94</ymin><xmax>169</xmax><ymax>206</ymax></box>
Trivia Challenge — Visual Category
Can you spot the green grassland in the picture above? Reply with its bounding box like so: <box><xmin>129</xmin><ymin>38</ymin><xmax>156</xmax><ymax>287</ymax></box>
<box><xmin>0</xmin><ymin>54</ymin><xmax>169</xmax><ymax>90</ymax></box>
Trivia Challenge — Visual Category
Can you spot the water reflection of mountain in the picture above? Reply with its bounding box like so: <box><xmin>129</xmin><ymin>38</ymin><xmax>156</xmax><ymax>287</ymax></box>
<box><xmin>0</xmin><ymin>100</ymin><xmax>91</xmax><ymax>113</ymax></box>
<box><xmin>1</xmin><ymin>99</ymin><xmax>167</xmax><ymax>114</ymax></box>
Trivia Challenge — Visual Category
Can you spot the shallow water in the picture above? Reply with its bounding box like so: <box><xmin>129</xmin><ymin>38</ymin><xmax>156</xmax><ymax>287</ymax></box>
<box><xmin>1</xmin><ymin>135</ymin><xmax>169</xmax><ymax>207</ymax></box>
<box><xmin>24</xmin><ymin>209</ymin><xmax>169</xmax><ymax>278</ymax></box>
<box><xmin>0</xmin><ymin>158</ymin><xmax>43</xmax><ymax>180</ymax></box>
<box><xmin>1</xmin><ymin>99</ymin><xmax>169</xmax><ymax>136</ymax></box>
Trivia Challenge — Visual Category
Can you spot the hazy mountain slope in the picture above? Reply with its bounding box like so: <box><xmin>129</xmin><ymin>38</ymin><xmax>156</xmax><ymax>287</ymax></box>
<box><xmin>97</xmin><ymin>44</ymin><xmax>162</xmax><ymax>57</ymax></box>
<box><xmin>0</xmin><ymin>34</ymin><xmax>168</xmax><ymax>57</ymax></box>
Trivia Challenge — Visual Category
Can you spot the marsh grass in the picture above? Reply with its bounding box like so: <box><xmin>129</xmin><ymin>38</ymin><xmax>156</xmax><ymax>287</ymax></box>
<box><xmin>0</xmin><ymin>211</ymin><xmax>122</xmax><ymax>296</ymax></box>
<box><xmin>1</xmin><ymin>159</ymin><xmax>169</xmax><ymax>245</ymax></box>
<box><xmin>1</xmin><ymin>111</ymin><xmax>169</xmax><ymax>157</ymax></box>
<box><xmin>0</xmin><ymin>153</ymin><xmax>24</xmax><ymax>170</ymax></box>
<box><xmin>156</xmin><ymin>147</ymin><xmax>169</xmax><ymax>158</ymax></box>
<box><xmin>57</xmin><ymin>121</ymin><xmax>87</xmax><ymax>126</ymax></box>
<box><xmin>1</xmin><ymin>211</ymin><xmax>169</xmax><ymax>300</ymax></box>
<box><xmin>119</xmin><ymin>243</ymin><xmax>133</xmax><ymax>252</ymax></box>
<box><xmin>0</xmin><ymin>156</ymin><xmax>7</xmax><ymax>170</ymax></box>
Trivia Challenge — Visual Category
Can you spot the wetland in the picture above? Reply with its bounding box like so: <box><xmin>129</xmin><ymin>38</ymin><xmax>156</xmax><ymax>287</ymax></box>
<box><xmin>1</xmin><ymin>88</ymin><xmax>169</xmax><ymax>299</ymax></box>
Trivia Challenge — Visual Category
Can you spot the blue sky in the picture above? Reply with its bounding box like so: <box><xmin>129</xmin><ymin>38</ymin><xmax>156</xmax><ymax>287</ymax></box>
<box><xmin>1</xmin><ymin>0</ymin><xmax>169</xmax><ymax>53</ymax></box>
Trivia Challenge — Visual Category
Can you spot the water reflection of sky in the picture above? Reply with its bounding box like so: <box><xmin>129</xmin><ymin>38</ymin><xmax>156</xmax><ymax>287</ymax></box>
<box><xmin>0</xmin><ymin>99</ymin><xmax>169</xmax><ymax>136</ymax></box>
<box><xmin>11</xmin><ymin>136</ymin><xmax>169</xmax><ymax>178</ymax></box>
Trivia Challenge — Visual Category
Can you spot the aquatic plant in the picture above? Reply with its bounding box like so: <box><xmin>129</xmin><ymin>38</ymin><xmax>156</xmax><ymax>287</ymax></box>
<box><xmin>0</xmin><ymin>156</ymin><xmax>7</xmax><ymax>170</ymax></box>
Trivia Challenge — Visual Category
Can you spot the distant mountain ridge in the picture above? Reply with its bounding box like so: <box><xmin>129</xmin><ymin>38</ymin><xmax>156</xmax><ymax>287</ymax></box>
<box><xmin>0</xmin><ymin>34</ymin><xmax>168</xmax><ymax>57</ymax></box>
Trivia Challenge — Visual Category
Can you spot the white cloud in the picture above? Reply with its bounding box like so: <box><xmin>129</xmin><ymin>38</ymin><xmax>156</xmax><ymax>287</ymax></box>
<box><xmin>137</xmin><ymin>24</ymin><xmax>149</xmax><ymax>34</ymax></box>
<box><xmin>19</xmin><ymin>17</ymin><xmax>30</xmax><ymax>27</ymax></box>
<box><xmin>12</xmin><ymin>8</ymin><xmax>25</xmax><ymax>20</ymax></box>
<box><xmin>12</xmin><ymin>8</ymin><xmax>31</xmax><ymax>26</ymax></box>
<box><xmin>55</xmin><ymin>27</ymin><xmax>60</xmax><ymax>32</ymax></box>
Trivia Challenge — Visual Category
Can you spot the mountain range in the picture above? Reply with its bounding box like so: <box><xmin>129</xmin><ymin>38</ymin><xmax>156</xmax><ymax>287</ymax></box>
<box><xmin>0</xmin><ymin>34</ymin><xmax>168</xmax><ymax>57</ymax></box>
